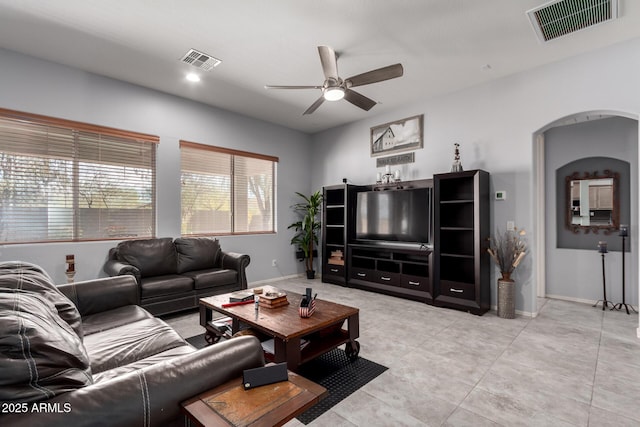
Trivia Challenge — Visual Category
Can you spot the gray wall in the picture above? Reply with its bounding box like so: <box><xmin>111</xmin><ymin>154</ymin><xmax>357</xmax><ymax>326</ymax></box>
<box><xmin>311</xmin><ymin>37</ymin><xmax>640</xmax><ymax>315</ymax></box>
<box><xmin>3</xmin><ymin>35</ymin><xmax>640</xmax><ymax>320</ymax></box>
<box><xmin>545</xmin><ymin>117</ymin><xmax>638</xmax><ymax>303</ymax></box>
<box><xmin>0</xmin><ymin>48</ymin><xmax>313</xmax><ymax>283</ymax></box>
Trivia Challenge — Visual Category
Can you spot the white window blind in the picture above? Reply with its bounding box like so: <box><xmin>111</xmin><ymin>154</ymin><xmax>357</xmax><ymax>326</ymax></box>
<box><xmin>180</xmin><ymin>141</ymin><xmax>277</xmax><ymax>235</ymax></box>
<box><xmin>0</xmin><ymin>109</ymin><xmax>157</xmax><ymax>244</ymax></box>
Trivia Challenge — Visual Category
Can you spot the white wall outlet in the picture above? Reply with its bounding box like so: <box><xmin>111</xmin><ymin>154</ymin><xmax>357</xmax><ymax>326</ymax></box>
<box><xmin>507</xmin><ymin>221</ymin><xmax>515</xmax><ymax>231</ymax></box>
<box><xmin>271</xmin><ymin>259</ymin><xmax>277</xmax><ymax>267</ymax></box>
<box><xmin>495</xmin><ymin>191</ymin><xmax>506</xmax><ymax>200</ymax></box>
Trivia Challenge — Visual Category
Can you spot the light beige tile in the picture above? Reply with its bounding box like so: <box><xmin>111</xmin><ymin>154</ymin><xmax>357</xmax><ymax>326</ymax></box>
<box><xmin>164</xmin><ymin>279</ymin><xmax>639</xmax><ymax>427</ymax></box>
<box><xmin>443</xmin><ymin>407</ymin><xmax>502</xmax><ymax>427</ymax></box>
<box><xmin>460</xmin><ymin>388</ymin><xmax>578</xmax><ymax>427</ymax></box>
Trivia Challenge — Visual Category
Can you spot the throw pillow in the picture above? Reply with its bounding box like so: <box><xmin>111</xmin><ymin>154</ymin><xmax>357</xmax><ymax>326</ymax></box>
<box><xmin>0</xmin><ymin>261</ymin><xmax>84</xmax><ymax>339</ymax></box>
<box><xmin>0</xmin><ymin>290</ymin><xmax>93</xmax><ymax>402</ymax></box>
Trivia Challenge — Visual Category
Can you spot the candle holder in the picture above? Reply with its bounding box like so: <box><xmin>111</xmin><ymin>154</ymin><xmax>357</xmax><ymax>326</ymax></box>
<box><xmin>593</xmin><ymin>242</ymin><xmax>614</xmax><ymax>310</ymax></box>
<box><xmin>376</xmin><ymin>165</ymin><xmax>401</xmax><ymax>184</ymax></box>
<box><xmin>612</xmin><ymin>225</ymin><xmax>637</xmax><ymax>314</ymax></box>
<box><xmin>450</xmin><ymin>143</ymin><xmax>463</xmax><ymax>173</ymax></box>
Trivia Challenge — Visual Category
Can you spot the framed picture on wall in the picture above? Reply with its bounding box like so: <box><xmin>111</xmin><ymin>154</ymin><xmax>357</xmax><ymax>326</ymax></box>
<box><xmin>370</xmin><ymin>114</ymin><xmax>423</xmax><ymax>157</ymax></box>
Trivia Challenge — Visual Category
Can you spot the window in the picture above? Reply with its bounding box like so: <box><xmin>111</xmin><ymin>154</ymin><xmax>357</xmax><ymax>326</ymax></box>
<box><xmin>180</xmin><ymin>141</ymin><xmax>277</xmax><ymax>235</ymax></box>
<box><xmin>0</xmin><ymin>108</ymin><xmax>157</xmax><ymax>244</ymax></box>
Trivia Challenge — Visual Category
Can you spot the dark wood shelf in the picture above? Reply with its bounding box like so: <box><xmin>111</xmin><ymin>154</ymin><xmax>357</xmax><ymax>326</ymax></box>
<box><xmin>440</xmin><ymin>253</ymin><xmax>474</xmax><ymax>259</ymax></box>
<box><xmin>434</xmin><ymin>170</ymin><xmax>490</xmax><ymax>315</ymax></box>
<box><xmin>440</xmin><ymin>199</ymin><xmax>474</xmax><ymax>204</ymax></box>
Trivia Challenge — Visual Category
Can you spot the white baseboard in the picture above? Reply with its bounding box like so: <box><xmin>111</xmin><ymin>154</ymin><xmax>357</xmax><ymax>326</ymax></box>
<box><xmin>249</xmin><ymin>274</ymin><xmax>303</xmax><ymax>285</ymax></box>
<box><xmin>490</xmin><ymin>304</ymin><xmax>536</xmax><ymax>318</ymax></box>
<box><xmin>544</xmin><ymin>294</ymin><xmax>597</xmax><ymax>305</ymax></box>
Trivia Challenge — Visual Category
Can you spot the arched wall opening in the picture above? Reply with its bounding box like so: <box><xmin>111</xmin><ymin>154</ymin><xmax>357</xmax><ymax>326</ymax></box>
<box><xmin>532</xmin><ymin>110</ymin><xmax>639</xmax><ymax>336</ymax></box>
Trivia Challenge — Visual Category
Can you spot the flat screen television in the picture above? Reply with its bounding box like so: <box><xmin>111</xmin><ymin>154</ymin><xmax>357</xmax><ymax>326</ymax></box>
<box><xmin>355</xmin><ymin>187</ymin><xmax>431</xmax><ymax>244</ymax></box>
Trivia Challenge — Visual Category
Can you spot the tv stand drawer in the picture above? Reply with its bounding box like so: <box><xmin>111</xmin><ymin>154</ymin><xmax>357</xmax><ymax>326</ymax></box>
<box><xmin>351</xmin><ymin>268</ymin><xmax>375</xmax><ymax>281</ymax></box>
<box><xmin>325</xmin><ymin>264</ymin><xmax>344</xmax><ymax>276</ymax></box>
<box><xmin>372</xmin><ymin>271</ymin><xmax>400</xmax><ymax>286</ymax></box>
<box><xmin>439</xmin><ymin>281</ymin><xmax>475</xmax><ymax>300</ymax></box>
<box><xmin>401</xmin><ymin>274</ymin><xmax>430</xmax><ymax>292</ymax></box>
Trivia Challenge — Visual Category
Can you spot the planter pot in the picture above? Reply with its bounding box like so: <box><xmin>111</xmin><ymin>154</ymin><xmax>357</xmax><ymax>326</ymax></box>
<box><xmin>497</xmin><ymin>278</ymin><xmax>515</xmax><ymax>319</ymax></box>
<box><xmin>306</xmin><ymin>270</ymin><xmax>316</xmax><ymax>279</ymax></box>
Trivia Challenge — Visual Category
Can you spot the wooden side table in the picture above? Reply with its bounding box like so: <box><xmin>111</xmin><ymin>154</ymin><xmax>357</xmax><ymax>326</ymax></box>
<box><xmin>181</xmin><ymin>370</ymin><xmax>327</xmax><ymax>427</ymax></box>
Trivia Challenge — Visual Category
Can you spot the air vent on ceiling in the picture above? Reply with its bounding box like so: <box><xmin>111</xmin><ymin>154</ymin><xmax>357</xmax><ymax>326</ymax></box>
<box><xmin>180</xmin><ymin>49</ymin><xmax>222</xmax><ymax>71</ymax></box>
<box><xmin>527</xmin><ymin>0</ymin><xmax>619</xmax><ymax>42</ymax></box>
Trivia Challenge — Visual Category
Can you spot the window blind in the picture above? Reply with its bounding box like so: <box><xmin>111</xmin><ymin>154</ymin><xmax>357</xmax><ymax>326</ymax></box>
<box><xmin>180</xmin><ymin>141</ymin><xmax>277</xmax><ymax>235</ymax></box>
<box><xmin>0</xmin><ymin>109</ymin><xmax>157</xmax><ymax>244</ymax></box>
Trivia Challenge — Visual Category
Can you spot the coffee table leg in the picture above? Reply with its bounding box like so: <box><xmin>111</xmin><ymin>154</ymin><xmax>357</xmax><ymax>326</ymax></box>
<box><xmin>273</xmin><ymin>337</ymin><xmax>302</xmax><ymax>371</ymax></box>
<box><xmin>345</xmin><ymin>312</ymin><xmax>360</xmax><ymax>361</ymax></box>
<box><xmin>199</xmin><ymin>304</ymin><xmax>211</xmax><ymax>328</ymax></box>
<box><xmin>345</xmin><ymin>341</ymin><xmax>360</xmax><ymax>361</ymax></box>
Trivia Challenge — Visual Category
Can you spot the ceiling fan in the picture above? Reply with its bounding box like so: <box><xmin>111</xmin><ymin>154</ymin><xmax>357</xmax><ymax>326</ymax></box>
<box><xmin>265</xmin><ymin>46</ymin><xmax>404</xmax><ymax>115</ymax></box>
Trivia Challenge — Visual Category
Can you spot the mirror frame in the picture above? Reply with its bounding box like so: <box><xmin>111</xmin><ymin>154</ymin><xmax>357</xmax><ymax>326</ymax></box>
<box><xmin>565</xmin><ymin>169</ymin><xmax>619</xmax><ymax>234</ymax></box>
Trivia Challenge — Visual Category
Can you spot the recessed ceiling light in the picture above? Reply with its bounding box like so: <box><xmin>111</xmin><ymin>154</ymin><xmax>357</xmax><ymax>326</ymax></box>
<box><xmin>186</xmin><ymin>73</ymin><xmax>201</xmax><ymax>82</ymax></box>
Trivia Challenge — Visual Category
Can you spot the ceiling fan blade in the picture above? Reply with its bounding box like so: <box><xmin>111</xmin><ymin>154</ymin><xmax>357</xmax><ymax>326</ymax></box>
<box><xmin>344</xmin><ymin>89</ymin><xmax>377</xmax><ymax>111</ymax></box>
<box><xmin>346</xmin><ymin>63</ymin><xmax>404</xmax><ymax>88</ymax></box>
<box><xmin>318</xmin><ymin>46</ymin><xmax>339</xmax><ymax>80</ymax></box>
<box><xmin>264</xmin><ymin>85</ymin><xmax>322</xmax><ymax>89</ymax></box>
<box><xmin>303</xmin><ymin>96</ymin><xmax>325</xmax><ymax>115</ymax></box>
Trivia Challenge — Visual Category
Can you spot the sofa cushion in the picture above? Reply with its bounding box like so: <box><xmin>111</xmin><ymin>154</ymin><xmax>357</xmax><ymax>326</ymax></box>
<box><xmin>82</xmin><ymin>305</ymin><xmax>154</xmax><ymax>336</ymax></box>
<box><xmin>116</xmin><ymin>237</ymin><xmax>177</xmax><ymax>278</ymax></box>
<box><xmin>92</xmin><ymin>345</ymin><xmax>195</xmax><ymax>383</ymax></box>
<box><xmin>175</xmin><ymin>237</ymin><xmax>221</xmax><ymax>274</ymax></box>
<box><xmin>0</xmin><ymin>261</ymin><xmax>84</xmax><ymax>338</ymax></box>
<box><xmin>0</xmin><ymin>289</ymin><xmax>93</xmax><ymax>402</ymax></box>
<box><xmin>83</xmin><ymin>317</ymin><xmax>187</xmax><ymax>374</ymax></box>
<box><xmin>140</xmin><ymin>274</ymin><xmax>194</xmax><ymax>299</ymax></box>
<box><xmin>182</xmin><ymin>268</ymin><xmax>238</xmax><ymax>290</ymax></box>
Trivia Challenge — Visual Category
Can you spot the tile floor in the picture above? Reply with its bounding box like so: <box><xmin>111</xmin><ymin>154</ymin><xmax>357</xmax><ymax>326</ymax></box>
<box><xmin>164</xmin><ymin>277</ymin><xmax>640</xmax><ymax>427</ymax></box>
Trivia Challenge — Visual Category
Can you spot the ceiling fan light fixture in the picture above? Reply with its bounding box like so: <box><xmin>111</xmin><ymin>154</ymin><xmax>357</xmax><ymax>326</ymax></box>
<box><xmin>324</xmin><ymin>87</ymin><xmax>345</xmax><ymax>101</ymax></box>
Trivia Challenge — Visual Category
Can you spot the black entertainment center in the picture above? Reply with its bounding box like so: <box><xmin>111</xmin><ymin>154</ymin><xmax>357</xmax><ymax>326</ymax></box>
<box><xmin>322</xmin><ymin>170</ymin><xmax>490</xmax><ymax>315</ymax></box>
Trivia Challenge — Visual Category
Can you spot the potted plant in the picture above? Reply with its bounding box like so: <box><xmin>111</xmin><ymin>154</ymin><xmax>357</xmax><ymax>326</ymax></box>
<box><xmin>288</xmin><ymin>191</ymin><xmax>322</xmax><ymax>279</ymax></box>
<box><xmin>487</xmin><ymin>227</ymin><xmax>527</xmax><ymax>318</ymax></box>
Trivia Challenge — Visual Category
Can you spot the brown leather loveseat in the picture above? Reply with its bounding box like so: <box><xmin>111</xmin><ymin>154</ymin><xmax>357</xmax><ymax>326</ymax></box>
<box><xmin>104</xmin><ymin>236</ymin><xmax>250</xmax><ymax>315</ymax></box>
<box><xmin>0</xmin><ymin>261</ymin><xmax>265</xmax><ymax>427</ymax></box>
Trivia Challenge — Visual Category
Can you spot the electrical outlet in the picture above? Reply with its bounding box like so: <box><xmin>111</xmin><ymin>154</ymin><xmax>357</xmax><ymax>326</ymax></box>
<box><xmin>495</xmin><ymin>191</ymin><xmax>506</xmax><ymax>201</ymax></box>
<box><xmin>271</xmin><ymin>259</ymin><xmax>277</xmax><ymax>267</ymax></box>
<box><xmin>507</xmin><ymin>221</ymin><xmax>515</xmax><ymax>231</ymax></box>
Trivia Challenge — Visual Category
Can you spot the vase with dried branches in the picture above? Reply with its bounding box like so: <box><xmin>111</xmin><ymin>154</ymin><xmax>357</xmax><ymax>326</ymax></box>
<box><xmin>487</xmin><ymin>227</ymin><xmax>527</xmax><ymax>281</ymax></box>
<box><xmin>487</xmin><ymin>227</ymin><xmax>527</xmax><ymax>318</ymax></box>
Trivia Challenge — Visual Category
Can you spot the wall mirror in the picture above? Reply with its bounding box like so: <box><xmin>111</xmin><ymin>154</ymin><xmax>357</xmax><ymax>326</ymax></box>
<box><xmin>565</xmin><ymin>170</ymin><xmax>619</xmax><ymax>234</ymax></box>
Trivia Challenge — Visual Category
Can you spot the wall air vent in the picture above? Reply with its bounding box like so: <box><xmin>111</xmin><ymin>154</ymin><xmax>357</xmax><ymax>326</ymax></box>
<box><xmin>180</xmin><ymin>49</ymin><xmax>222</xmax><ymax>71</ymax></box>
<box><xmin>527</xmin><ymin>0</ymin><xmax>619</xmax><ymax>42</ymax></box>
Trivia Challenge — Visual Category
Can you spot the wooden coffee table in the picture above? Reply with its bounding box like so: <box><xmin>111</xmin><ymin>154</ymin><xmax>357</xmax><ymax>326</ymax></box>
<box><xmin>199</xmin><ymin>286</ymin><xmax>360</xmax><ymax>372</ymax></box>
<box><xmin>181</xmin><ymin>370</ymin><xmax>327</xmax><ymax>427</ymax></box>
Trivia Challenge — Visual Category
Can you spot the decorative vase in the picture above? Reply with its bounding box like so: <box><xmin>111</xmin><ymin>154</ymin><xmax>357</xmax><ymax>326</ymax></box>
<box><xmin>497</xmin><ymin>274</ymin><xmax>515</xmax><ymax>319</ymax></box>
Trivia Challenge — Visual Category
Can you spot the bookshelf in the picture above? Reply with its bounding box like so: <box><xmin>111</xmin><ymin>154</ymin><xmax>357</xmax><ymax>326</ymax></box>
<box><xmin>433</xmin><ymin>170</ymin><xmax>490</xmax><ymax>315</ymax></box>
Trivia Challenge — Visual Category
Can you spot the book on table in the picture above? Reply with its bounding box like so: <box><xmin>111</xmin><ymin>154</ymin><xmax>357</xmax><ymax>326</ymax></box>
<box><xmin>258</xmin><ymin>290</ymin><xmax>288</xmax><ymax>308</ymax></box>
<box><xmin>229</xmin><ymin>290</ymin><xmax>255</xmax><ymax>302</ymax></box>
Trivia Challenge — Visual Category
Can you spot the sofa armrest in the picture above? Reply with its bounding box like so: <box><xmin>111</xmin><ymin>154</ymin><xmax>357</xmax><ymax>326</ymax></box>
<box><xmin>103</xmin><ymin>259</ymin><xmax>141</xmax><ymax>284</ymax></box>
<box><xmin>220</xmin><ymin>251</ymin><xmax>251</xmax><ymax>288</ymax></box>
<box><xmin>57</xmin><ymin>275</ymin><xmax>140</xmax><ymax>317</ymax></box>
<box><xmin>0</xmin><ymin>336</ymin><xmax>265</xmax><ymax>427</ymax></box>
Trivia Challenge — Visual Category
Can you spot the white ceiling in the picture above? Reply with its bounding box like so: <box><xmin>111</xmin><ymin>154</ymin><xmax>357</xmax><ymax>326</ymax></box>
<box><xmin>1</xmin><ymin>0</ymin><xmax>640</xmax><ymax>134</ymax></box>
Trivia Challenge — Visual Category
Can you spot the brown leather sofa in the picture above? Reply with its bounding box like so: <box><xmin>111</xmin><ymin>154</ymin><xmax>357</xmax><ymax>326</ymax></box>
<box><xmin>0</xmin><ymin>261</ymin><xmax>265</xmax><ymax>427</ymax></box>
<box><xmin>104</xmin><ymin>237</ymin><xmax>250</xmax><ymax>315</ymax></box>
